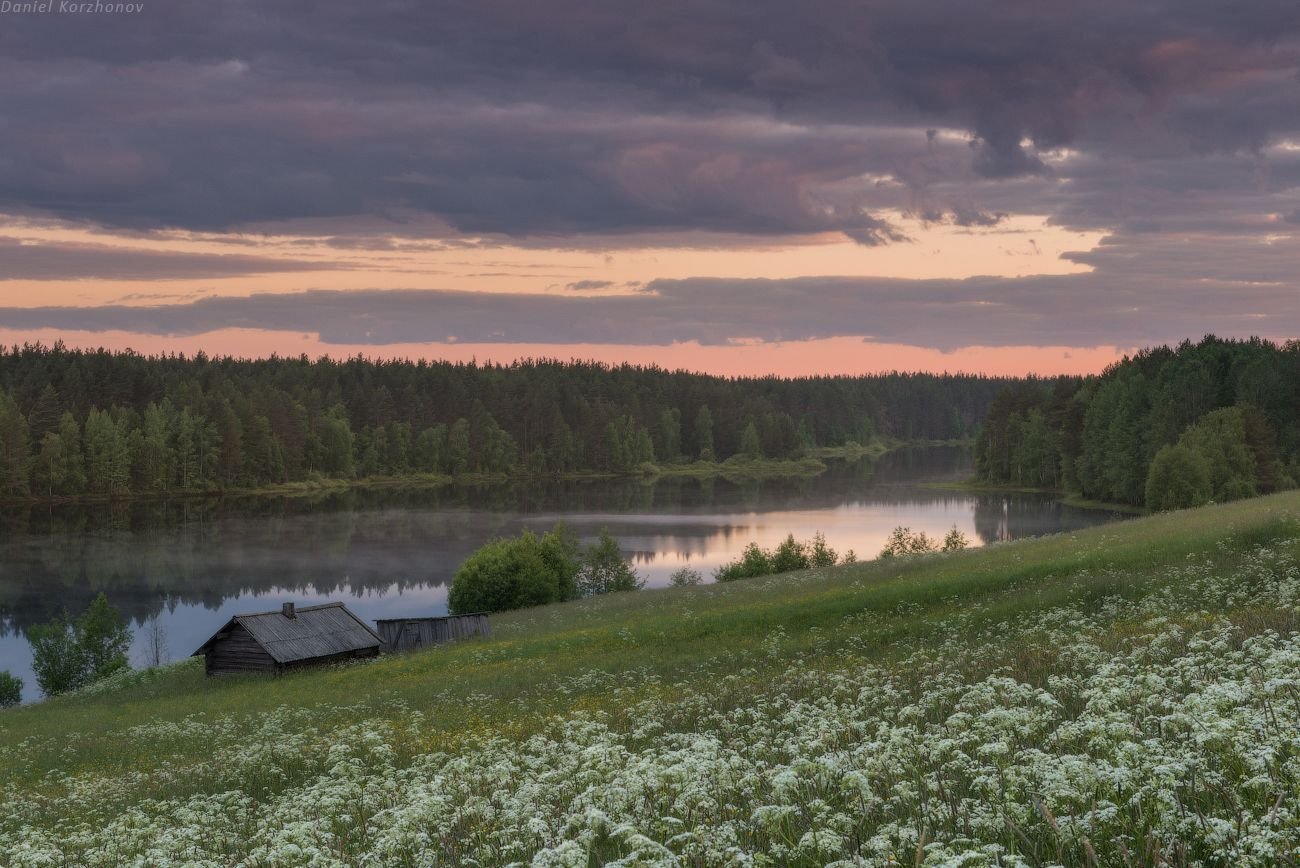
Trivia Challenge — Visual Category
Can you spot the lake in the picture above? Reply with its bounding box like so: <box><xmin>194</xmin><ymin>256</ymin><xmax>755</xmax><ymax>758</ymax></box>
<box><xmin>0</xmin><ymin>446</ymin><xmax>1125</xmax><ymax>698</ymax></box>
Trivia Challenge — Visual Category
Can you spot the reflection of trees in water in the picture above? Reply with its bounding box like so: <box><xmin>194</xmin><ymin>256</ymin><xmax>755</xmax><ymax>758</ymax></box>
<box><xmin>972</xmin><ymin>495</ymin><xmax>1127</xmax><ymax>546</ymax></box>
<box><xmin>974</xmin><ymin>496</ymin><xmax>1014</xmax><ymax>545</ymax></box>
<box><xmin>0</xmin><ymin>448</ymin><xmax>986</xmax><ymax>635</ymax></box>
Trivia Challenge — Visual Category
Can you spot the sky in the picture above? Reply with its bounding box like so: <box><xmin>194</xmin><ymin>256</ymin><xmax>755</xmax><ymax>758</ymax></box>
<box><xmin>0</xmin><ymin>0</ymin><xmax>1297</xmax><ymax>376</ymax></box>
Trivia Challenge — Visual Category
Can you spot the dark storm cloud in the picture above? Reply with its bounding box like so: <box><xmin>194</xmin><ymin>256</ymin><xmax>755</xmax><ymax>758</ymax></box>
<box><xmin>0</xmin><ymin>0</ymin><xmax>1298</xmax><ymax>241</ymax></box>
<box><xmin>0</xmin><ymin>238</ymin><xmax>324</xmax><ymax>280</ymax></box>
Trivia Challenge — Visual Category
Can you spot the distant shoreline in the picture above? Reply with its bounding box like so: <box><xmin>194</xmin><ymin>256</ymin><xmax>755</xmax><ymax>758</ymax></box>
<box><xmin>0</xmin><ymin>439</ymin><xmax>973</xmax><ymax>509</ymax></box>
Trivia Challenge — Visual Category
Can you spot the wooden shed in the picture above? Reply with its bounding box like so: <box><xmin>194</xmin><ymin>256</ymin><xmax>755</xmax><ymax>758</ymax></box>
<box><xmin>193</xmin><ymin>602</ymin><xmax>382</xmax><ymax>676</ymax></box>
<box><xmin>374</xmin><ymin>613</ymin><xmax>491</xmax><ymax>652</ymax></box>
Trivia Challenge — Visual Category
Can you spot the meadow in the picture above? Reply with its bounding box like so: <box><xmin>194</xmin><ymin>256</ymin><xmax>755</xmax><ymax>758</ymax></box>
<box><xmin>2</xmin><ymin>492</ymin><xmax>1299</xmax><ymax>866</ymax></box>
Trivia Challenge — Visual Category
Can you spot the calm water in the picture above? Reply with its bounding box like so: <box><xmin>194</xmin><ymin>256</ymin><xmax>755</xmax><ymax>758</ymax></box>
<box><xmin>0</xmin><ymin>447</ymin><xmax>1125</xmax><ymax>698</ymax></box>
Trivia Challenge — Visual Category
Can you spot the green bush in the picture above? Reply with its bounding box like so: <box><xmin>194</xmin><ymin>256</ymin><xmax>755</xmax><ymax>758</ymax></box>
<box><xmin>878</xmin><ymin>526</ymin><xmax>938</xmax><ymax>559</ymax></box>
<box><xmin>29</xmin><ymin>593</ymin><xmax>131</xmax><ymax>697</ymax></box>
<box><xmin>714</xmin><ymin>533</ymin><xmax>853</xmax><ymax>582</ymax></box>
<box><xmin>808</xmin><ymin>532</ymin><xmax>838</xmax><ymax>567</ymax></box>
<box><xmin>576</xmin><ymin>529</ymin><xmax>644</xmax><ymax>595</ymax></box>
<box><xmin>714</xmin><ymin>542</ymin><xmax>774</xmax><ymax>582</ymax></box>
<box><xmin>668</xmin><ymin>567</ymin><xmax>703</xmax><ymax>587</ymax></box>
<box><xmin>448</xmin><ymin>525</ymin><xmax>580</xmax><ymax>614</ymax></box>
<box><xmin>769</xmin><ymin>535</ymin><xmax>811</xmax><ymax>573</ymax></box>
<box><xmin>941</xmin><ymin>526</ymin><xmax>969</xmax><ymax>552</ymax></box>
<box><xmin>0</xmin><ymin>671</ymin><xmax>21</xmax><ymax>707</ymax></box>
<box><xmin>1145</xmin><ymin>443</ymin><xmax>1213</xmax><ymax>511</ymax></box>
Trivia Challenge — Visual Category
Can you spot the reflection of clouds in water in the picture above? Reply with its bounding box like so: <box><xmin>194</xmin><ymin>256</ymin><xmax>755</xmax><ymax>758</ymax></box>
<box><xmin>0</xmin><ymin>447</ymin><xmax>1125</xmax><ymax>698</ymax></box>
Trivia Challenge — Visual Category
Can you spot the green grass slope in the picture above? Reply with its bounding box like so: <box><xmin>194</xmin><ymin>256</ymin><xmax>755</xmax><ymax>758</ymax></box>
<box><xmin>3</xmin><ymin>493</ymin><xmax>1300</xmax><ymax>865</ymax></box>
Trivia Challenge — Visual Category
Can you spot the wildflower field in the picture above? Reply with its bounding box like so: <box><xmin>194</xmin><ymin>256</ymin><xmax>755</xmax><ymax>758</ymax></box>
<box><xmin>3</xmin><ymin>494</ymin><xmax>1300</xmax><ymax>866</ymax></box>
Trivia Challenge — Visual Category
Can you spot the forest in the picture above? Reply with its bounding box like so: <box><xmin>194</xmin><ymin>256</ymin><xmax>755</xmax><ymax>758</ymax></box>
<box><xmin>976</xmin><ymin>336</ymin><xmax>1300</xmax><ymax>509</ymax></box>
<box><xmin>0</xmin><ymin>343</ymin><xmax>1011</xmax><ymax>499</ymax></box>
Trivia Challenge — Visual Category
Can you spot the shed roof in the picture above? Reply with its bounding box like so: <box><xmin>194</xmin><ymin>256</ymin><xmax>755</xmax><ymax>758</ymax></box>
<box><xmin>193</xmin><ymin>602</ymin><xmax>382</xmax><ymax>663</ymax></box>
<box><xmin>373</xmin><ymin>612</ymin><xmax>488</xmax><ymax>623</ymax></box>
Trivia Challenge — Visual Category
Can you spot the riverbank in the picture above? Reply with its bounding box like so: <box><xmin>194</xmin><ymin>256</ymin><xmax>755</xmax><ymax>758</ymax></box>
<box><xmin>651</xmin><ymin>455</ymin><xmax>828</xmax><ymax>479</ymax></box>
<box><xmin>922</xmin><ymin>478</ymin><xmax>1147</xmax><ymax>514</ymax></box>
<box><xmin>1</xmin><ymin>442</ymin><xmax>940</xmax><ymax>509</ymax></box>
<box><xmin>0</xmin><ymin>462</ymin><xmax>824</xmax><ymax>509</ymax></box>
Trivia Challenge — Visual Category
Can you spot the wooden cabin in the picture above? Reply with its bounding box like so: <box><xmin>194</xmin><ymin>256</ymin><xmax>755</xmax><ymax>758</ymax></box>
<box><xmin>193</xmin><ymin>602</ymin><xmax>382</xmax><ymax>676</ymax></box>
<box><xmin>374</xmin><ymin>613</ymin><xmax>491</xmax><ymax>652</ymax></box>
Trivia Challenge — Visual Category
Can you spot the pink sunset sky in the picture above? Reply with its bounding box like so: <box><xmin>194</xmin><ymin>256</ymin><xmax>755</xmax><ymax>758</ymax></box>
<box><xmin>0</xmin><ymin>1</ymin><xmax>1297</xmax><ymax>375</ymax></box>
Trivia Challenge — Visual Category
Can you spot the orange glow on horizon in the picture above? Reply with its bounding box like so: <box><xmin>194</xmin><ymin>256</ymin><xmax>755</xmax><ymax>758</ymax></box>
<box><xmin>0</xmin><ymin>328</ymin><xmax>1126</xmax><ymax>378</ymax></box>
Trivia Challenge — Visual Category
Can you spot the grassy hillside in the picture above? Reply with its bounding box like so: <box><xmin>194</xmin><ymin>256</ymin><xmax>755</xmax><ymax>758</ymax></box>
<box><xmin>3</xmin><ymin>494</ymin><xmax>1300</xmax><ymax>865</ymax></box>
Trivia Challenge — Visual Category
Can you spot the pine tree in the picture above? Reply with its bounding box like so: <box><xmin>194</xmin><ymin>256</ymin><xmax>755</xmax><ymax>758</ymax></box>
<box><xmin>447</xmin><ymin>418</ymin><xmax>471</xmax><ymax>474</ymax></box>
<box><xmin>0</xmin><ymin>390</ymin><xmax>29</xmax><ymax>496</ymax></box>
<box><xmin>83</xmin><ymin>409</ymin><xmax>130</xmax><ymax>495</ymax></box>
<box><xmin>739</xmin><ymin>420</ymin><xmax>762</xmax><ymax>458</ymax></box>
<box><xmin>694</xmin><ymin>405</ymin><xmax>715</xmax><ymax>461</ymax></box>
<box><xmin>27</xmin><ymin>383</ymin><xmax>62</xmax><ymax>442</ymax></box>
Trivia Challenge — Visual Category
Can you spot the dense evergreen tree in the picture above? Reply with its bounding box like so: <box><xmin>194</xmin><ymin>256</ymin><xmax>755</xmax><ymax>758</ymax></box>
<box><xmin>656</xmin><ymin>408</ymin><xmax>682</xmax><ymax>463</ymax></box>
<box><xmin>978</xmin><ymin>337</ymin><xmax>1299</xmax><ymax>508</ymax></box>
<box><xmin>739</xmin><ymin>420</ymin><xmax>763</xmax><ymax>458</ymax></box>
<box><xmin>0</xmin><ymin>390</ymin><xmax>30</xmax><ymax>496</ymax></box>
<box><xmin>0</xmin><ymin>343</ymin><xmax>1012</xmax><ymax>499</ymax></box>
<box><xmin>83</xmin><ymin>409</ymin><xmax>130</xmax><ymax>495</ymax></box>
<box><xmin>28</xmin><ymin>412</ymin><xmax>85</xmax><ymax>497</ymax></box>
<box><xmin>693</xmin><ymin>405</ymin><xmax>715</xmax><ymax>461</ymax></box>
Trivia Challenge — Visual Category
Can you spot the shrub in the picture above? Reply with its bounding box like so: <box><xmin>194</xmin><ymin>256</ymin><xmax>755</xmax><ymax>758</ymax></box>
<box><xmin>714</xmin><ymin>542</ymin><xmax>773</xmax><ymax>582</ymax></box>
<box><xmin>941</xmin><ymin>526</ymin><xmax>969</xmax><ymax>552</ymax></box>
<box><xmin>536</xmin><ymin>523</ymin><xmax>582</xmax><ymax>602</ymax></box>
<box><xmin>668</xmin><ymin>567</ymin><xmax>703</xmax><ymax>587</ymax></box>
<box><xmin>29</xmin><ymin>593</ymin><xmax>131</xmax><ymax>697</ymax></box>
<box><xmin>878</xmin><ymin>526</ymin><xmax>938</xmax><ymax>559</ymax></box>
<box><xmin>715</xmin><ymin>533</ymin><xmax>854</xmax><ymax>582</ymax></box>
<box><xmin>809</xmin><ymin>532</ymin><xmax>838</xmax><ymax>567</ymax></box>
<box><xmin>879</xmin><ymin>526</ymin><xmax>966</xmax><ymax>558</ymax></box>
<box><xmin>577</xmin><ymin>529</ymin><xmax>644</xmax><ymax>596</ymax></box>
<box><xmin>769</xmin><ymin>534</ymin><xmax>810</xmax><ymax>572</ymax></box>
<box><xmin>449</xmin><ymin>524</ymin><xmax>581</xmax><ymax>614</ymax></box>
<box><xmin>29</xmin><ymin>616</ymin><xmax>83</xmax><ymax>697</ymax></box>
<box><xmin>0</xmin><ymin>671</ymin><xmax>20</xmax><ymax>707</ymax></box>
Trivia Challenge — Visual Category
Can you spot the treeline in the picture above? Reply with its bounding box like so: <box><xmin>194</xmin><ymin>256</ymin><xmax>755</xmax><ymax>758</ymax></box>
<box><xmin>976</xmin><ymin>336</ymin><xmax>1300</xmax><ymax>509</ymax></box>
<box><xmin>0</xmin><ymin>343</ymin><xmax>1010</xmax><ymax>498</ymax></box>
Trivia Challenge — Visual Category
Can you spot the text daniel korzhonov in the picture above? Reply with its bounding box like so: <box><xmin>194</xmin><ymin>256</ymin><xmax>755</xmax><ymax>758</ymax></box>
<box><xmin>1</xmin><ymin>0</ymin><xmax>143</xmax><ymax>12</ymax></box>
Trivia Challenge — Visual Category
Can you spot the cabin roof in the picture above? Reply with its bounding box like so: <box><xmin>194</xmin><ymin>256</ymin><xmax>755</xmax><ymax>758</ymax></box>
<box><xmin>192</xmin><ymin>602</ymin><xmax>383</xmax><ymax>663</ymax></box>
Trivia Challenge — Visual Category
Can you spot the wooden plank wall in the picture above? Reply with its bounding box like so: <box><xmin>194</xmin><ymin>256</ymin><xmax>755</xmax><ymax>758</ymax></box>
<box><xmin>377</xmin><ymin>614</ymin><xmax>492</xmax><ymax>652</ymax></box>
<box><xmin>205</xmin><ymin>623</ymin><xmax>278</xmax><ymax>675</ymax></box>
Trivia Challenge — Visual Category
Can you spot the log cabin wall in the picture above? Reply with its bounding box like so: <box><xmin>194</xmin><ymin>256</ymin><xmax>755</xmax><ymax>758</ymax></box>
<box><xmin>204</xmin><ymin>622</ymin><xmax>278</xmax><ymax>675</ymax></box>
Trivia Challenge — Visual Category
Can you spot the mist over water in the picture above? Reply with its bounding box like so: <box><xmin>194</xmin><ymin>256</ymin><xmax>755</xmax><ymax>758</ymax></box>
<box><xmin>0</xmin><ymin>446</ymin><xmax>1124</xmax><ymax>697</ymax></box>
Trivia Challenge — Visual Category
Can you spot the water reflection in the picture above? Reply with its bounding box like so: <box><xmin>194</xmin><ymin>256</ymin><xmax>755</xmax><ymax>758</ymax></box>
<box><xmin>0</xmin><ymin>447</ymin><xmax>1124</xmax><ymax>696</ymax></box>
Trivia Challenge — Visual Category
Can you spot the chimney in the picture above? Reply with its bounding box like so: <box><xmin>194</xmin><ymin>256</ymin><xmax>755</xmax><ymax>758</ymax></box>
<box><xmin>282</xmin><ymin>601</ymin><xmax>296</xmax><ymax>620</ymax></box>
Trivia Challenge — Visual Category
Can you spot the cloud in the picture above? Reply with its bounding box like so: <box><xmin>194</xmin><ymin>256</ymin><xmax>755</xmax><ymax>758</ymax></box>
<box><xmin>0</xmin><ymin>238</ymin><xmax>325</xmax><ymax>280</ymax></box>
<box><xmin>0</xmin><ymin>0</ymin><xmax>1295</xmax><ymax>250</ymax></box>
<box><xmin>564</xmin><ymin>280</ymin><xmax>615</xmax><ymax>290</ymax></box>
<box><xmin>3</xmin><ymin>246</ymin><xmax>1294</xmax><ymax>352</ymax></box>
